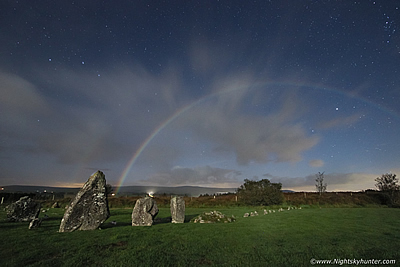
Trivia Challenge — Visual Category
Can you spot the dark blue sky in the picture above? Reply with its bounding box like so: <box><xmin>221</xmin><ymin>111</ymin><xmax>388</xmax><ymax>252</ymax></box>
<box><xmin>1</xmin><ymin>0</ymin><xmax>399</xmax><ymax>191</ymax></box>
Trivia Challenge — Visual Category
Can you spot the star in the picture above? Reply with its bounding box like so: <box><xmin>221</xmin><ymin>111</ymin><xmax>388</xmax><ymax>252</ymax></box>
<box><xmin>1</xmin><ymin>0</ymin><xmax>399</xmax><ymax>192</ymax></box>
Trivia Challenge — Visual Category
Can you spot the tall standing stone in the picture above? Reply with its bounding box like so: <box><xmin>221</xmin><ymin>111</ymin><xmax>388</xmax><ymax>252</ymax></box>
<box><xmin>132</xmin><ymin>196</ymin><xmax>159</xmax><ymax>226</ymax></box>
<box><xmin>6</xmin><ymin>196</ymin><xmax>41</xmax><ymax>222</ymax></box>
<box><xmin>59</xmin><ymin>171</ymin><xmax>110</xmax><ymax>232</ymax></box>
<box><xmin>170</xmin><ymin>196</ymin><xmax>185</xmax><ymax>223</ymax></box>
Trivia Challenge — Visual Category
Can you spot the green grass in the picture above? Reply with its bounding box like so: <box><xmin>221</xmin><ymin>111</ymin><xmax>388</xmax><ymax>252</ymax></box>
<box><xmin>1</xmin><ymin>207</ymin><xmax>399</xmax><ymax>266</ymax></box>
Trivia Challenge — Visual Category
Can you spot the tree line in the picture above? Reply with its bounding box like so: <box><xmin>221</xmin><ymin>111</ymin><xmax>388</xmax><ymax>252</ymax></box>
<box><xmin>236</xmin><ymin>172</ymin><xmax>400</xmax><ymax>207</ymax></box>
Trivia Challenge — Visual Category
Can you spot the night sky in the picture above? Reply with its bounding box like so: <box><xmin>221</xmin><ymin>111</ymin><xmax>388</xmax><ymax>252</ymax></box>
<box><xmin>1</xmin><ymin>0</ymin><xmax>399</xmax><ymax>191</ymax></box>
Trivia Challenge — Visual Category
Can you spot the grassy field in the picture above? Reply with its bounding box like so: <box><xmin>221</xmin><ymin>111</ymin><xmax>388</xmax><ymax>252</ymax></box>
<box><xmin>1</xmin><ymin>206</ymin><xmax>399</xmax><ymax>266</ymax></box>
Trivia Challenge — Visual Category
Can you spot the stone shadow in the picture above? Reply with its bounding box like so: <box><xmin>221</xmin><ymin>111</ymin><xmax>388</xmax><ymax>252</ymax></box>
<box><xmin>100</xmin><ymin>221</ymin><xmax>131</xmax><ymax>229</ymax></box>
<box><xmin>154</xmin><ymin>216</ymin><xmax>172</xmax><ymax>225</ymax></box>
<box><xmin>99</xmin><ymin>214</ymin><xmax>201</xmax><ymax>228</ymax></box>
<box><xmin>184</xmin><ymin>214</ymin><xmax>200</xmax><ymax>223</ymax></box>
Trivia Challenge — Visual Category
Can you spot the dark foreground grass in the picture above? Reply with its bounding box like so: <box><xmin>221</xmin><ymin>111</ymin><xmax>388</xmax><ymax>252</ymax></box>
<box><xmin>1</xmin><ymin>207</ymin><xmax>399</xmax><ymax>266</ymax></box>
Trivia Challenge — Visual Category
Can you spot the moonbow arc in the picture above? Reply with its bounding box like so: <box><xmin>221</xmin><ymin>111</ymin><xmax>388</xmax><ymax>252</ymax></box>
<box><xmin>115</xmin><ymin>81</ymin><xmax>400</xmax><ymax>194</ymax></box>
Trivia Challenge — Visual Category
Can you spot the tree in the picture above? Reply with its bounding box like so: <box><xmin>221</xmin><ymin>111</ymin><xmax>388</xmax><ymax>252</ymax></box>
<box><xmin>315</xmin><ymin>172</ymin><xmax>327</xmax><ymax>195</ymax></box>
<box><xmin>375</xmin><ymin>173</ymin><xmax>399</xmax><ymax>206</ymax></box>
<box><xmin>237</xmin><ymin>179</ymin><xmax>283</xmax><ymax>206</ymax></box>
<box><xmin>375</xmin><ymin>173</ymin><xmax>399</xmax><ymax>191</ymax></box>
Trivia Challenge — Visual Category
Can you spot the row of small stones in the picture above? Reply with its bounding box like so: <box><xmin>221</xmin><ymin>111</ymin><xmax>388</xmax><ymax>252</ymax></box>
<box><xmin>243</xmin><ymin>206</ymin><xmax>302</xmax><ymax>217</ymax></box>
<box><xmin>192</xmin><ymin>217</ymin><xmax>235</xmax><ymax>224</ymax></box>
<box><xmin>192</xmin><ymin>211</ymin><xmax>235</xmax><ymax>224</ymax></box>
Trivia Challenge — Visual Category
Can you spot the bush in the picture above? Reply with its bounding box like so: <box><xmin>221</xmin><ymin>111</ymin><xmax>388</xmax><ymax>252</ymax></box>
<box><xmin>237</xmin><ymin>179</ymin><xmax>283</xmax><ymax>206</ymax></box>
<box><xmin>375</xmin><ymin>173</ymin><xmax>400</xmax><ymax>207</ymax></box>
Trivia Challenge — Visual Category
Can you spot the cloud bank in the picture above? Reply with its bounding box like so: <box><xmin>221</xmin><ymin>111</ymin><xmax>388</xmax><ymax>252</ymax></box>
<box><xmin>141</xmin><ymin>165</ymin><xmax>242</xmax><ymax>187</ymax></box>
<box><xmin>175</xmin><ymin>84</ymin><xmax>320</xmax><ymax>166</ymax></box>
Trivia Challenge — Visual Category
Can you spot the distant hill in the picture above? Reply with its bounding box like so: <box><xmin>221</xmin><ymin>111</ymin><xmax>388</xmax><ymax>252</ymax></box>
<box><xmin>1</xmin><ymin>185</ymin><xmax>80</xmax><ymax>194</ymax></box>
<box><xmin>1</xmin><ymin>185</ymin><xmax>237</xmax><ymax>197</ymax></box>
<box><xmin>1</xmin><ymin>185</ymin><xmax>295</xmax><ymax>196</ymax></box>
<box><xmin>282</xmin><ymin>190</ymin><xmax>295</xmax><ymax>193</ymax></box>
<box><xmin>116</xmin><ymin>185</ymin><xmax>237</xmax><ymax>196</ymax></box>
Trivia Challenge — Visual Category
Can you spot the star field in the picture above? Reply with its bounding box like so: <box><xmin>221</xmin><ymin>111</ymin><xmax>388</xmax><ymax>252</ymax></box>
<box><xmin>0</xmin><ymin>0</ymin><xmax>399</xmax><ymax>191</ymax></box>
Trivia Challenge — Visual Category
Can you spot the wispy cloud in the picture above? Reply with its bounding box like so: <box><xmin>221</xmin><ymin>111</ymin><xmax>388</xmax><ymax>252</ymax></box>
<box><xmin>141</xmin><ymin>165</ymin><xmax>242</xmax><ymax>187</ymax></box>
<box><xmin>0</xmin><ymin>66</ymin><xmax>188</xmax><ymax>167</ymax></box>
<box><xmin>317</xmin><ymin>113</ymin><xmax>362</xmax><ymax>129</ymax></box>
<box><xmin>309</xmin><ymin>159</ymin><xmax>325</xmax><ymax>168</ymax></box>
<box><xmin>176</xmin><ymin>85</ymin><xmax>319</xmax><ymax>165</ymax></box>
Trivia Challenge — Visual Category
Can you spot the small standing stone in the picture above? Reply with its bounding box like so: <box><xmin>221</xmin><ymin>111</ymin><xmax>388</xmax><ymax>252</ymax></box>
<box><xmin>132</xmin><ymin>196</ymin><xmax>159</xmax><ymax>226</ymax></box>
<box><xmin>170</xmin><ymin>196</ymin><xmax>185</xmax><ymax>223</ymax></box>
<box><xmin>6</xmin><ymin>196</ymin><xmax>41</xmax><ymax>222</ymax></box>
<box><xmin>59</xmin><ymin>171</ymin><xmax>110</xmax><ymax>232</ymax></box>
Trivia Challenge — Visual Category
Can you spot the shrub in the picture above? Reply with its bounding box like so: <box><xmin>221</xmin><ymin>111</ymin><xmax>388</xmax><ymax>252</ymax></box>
<box><xmin>237</xmin><ymin>179</ymin><xmax>283</xmax><ymax>206</ymax></box>
<box><xmin>375</xmin><ymin>173</ymin><xmax>400</xmax><ymax>207</ymax></box>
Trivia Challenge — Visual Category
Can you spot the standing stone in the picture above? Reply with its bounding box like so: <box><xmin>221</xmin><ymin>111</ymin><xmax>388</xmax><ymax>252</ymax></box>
<box><xmin>170</xmin><ymin>196</ymin><xmax>185</xmax><ymax>223</ymax></box>
<box><xmin>6</xmin><ymin>196</ymin><xmax>41</xmax><ymax>222</ymax></box>
<box><xmin>59</xmin><ymin>171</ymin><xmax>110</xmax><ymax>232</ymax></box>
<box><xmin>132</xmin><ymin>196</ymin><xmax>159</xmax><ymax>226</ymax></box>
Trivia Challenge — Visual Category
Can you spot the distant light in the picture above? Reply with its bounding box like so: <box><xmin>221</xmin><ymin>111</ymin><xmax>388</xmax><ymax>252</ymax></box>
<box><xmin>148</xmin><ymin>192</ymin><xmax>154</xmax><ymax>198</ymax></box>
<box><xmin>111</xmin><ymin>193</ymin><xmax>115</xmax><ymax>196</ymax></box>
<box><xmin>1</xmin><ymin>188</ymin><xmax>4</xmax><ymax>190</ymax></box>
